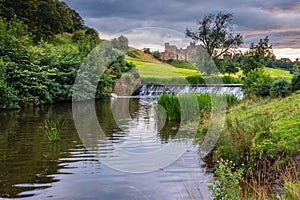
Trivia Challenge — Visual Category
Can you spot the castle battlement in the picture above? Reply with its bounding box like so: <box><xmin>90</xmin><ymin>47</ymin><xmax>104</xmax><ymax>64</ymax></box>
<box><xmin>162</xmin><ymin>42</ymin><xmax>199</xmax><ymax>61</ymax></box>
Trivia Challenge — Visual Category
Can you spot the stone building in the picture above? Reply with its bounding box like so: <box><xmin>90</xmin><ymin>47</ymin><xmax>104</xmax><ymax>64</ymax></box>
<box><xmin>162</xmin><ymin>42</ymin><xmax>200</xmax><ymax>61</ymax></box>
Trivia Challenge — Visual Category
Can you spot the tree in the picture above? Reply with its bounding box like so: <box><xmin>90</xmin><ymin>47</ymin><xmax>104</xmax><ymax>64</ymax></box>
<box><xmin>186</xmin><ymin>12</ymin><xmax>243</xmax><ymax>58</ymax></box>
<box><xmin>241</xmin><ymin>36</ymin><xmax>275</xmax><ymax>75</ymax></box>
<box><xmin>293</xmin><ymin>58</ymin><xmax>300</xmax><ymax>73</ymax></box>
<box><xmin>111</xmin><ymin>35</ymin><xmax>129</xmax><ymax>52</ymax></box>
<box><xmin>152</xmin><ymin>51</ymin><xmax>162</xmax><ymax>60</ymax></box>
<box><xmin>0</xmin><ymin>0</ymin><xmax>85</xmax><ymax>42</ymax></box>
<box><xmin>248</xmin><ymin>36</ymin><xmax>274</xmax><ymax>60</ymax></box>
<box><xmin>216</xmin><ymin>56</ymin><xmax>239</xmax><ymax>75</ymax></box>
<box><xmin>143</xmin><ymin>48</ymin><xmax>150</xmax><ymax>54</ymax></box>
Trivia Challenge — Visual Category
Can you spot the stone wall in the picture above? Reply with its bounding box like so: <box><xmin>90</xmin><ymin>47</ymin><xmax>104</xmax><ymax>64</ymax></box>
<box><xmin>162</xmin><ymin>42</ymin><xmax>199</xmax><ymax>61</ymax></box>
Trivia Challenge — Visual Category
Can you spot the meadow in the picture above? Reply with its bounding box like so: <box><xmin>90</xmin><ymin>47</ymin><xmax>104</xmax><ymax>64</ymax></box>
<box><xmin>127</xmin><ymin>54</ymin><xmax>293</xmax><ymax>85</ymax></box>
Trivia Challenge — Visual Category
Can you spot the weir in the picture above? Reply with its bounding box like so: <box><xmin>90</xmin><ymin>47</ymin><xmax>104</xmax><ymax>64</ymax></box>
<box><xmin>132</xmin><ymin>84</ymin><xmax>244</xmax><ymax>99</ymax></box>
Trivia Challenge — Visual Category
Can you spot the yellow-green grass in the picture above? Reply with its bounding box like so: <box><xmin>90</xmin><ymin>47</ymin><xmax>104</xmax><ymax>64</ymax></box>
<box><xmin>264</xmin><ymin>67</ymin><xmax>293</xmax><ymax>81</ymax></box>
<box><xmin>126</xmin><ymin>49</ymin><xmax>163</xmax><ymax>64</ymax></box>
<box><xmin>220</xmin><ymin>67</ymin><xmax>292</xmax><ymax>80</ymax></box>
<box><xmin>174</xmin><ymin>67</ymin><xmax>202</xmax><ymax>77</ymax></box>
<box><xmin>127</xmin><ymin>59</ymin><xmax>201</xmax><ymax>78</ymax></box>
<box><xmin>128</xmin><ymin>54</ymin><xmax>292</xmax><ymax>83</ymax></box>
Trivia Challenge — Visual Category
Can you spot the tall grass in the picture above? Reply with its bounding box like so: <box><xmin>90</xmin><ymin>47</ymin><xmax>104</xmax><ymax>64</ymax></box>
<box><xmin>204</xmin><ymin>92</ymin><xmax>300</xmax><ymax>199</ymax></box>
<box><xmin>157</xmin><ymin>93</ymin><xmax>239</xmax><ymax>121</ymax></box>
<box><xmin>44</xmin><ymin>119</ymin><xmax>64</xmax><ymax>141</ymax></box>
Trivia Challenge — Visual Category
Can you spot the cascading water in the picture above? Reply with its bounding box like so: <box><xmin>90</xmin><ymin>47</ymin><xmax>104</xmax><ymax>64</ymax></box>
<box><xmin>133</xmin><ymin>84</ymin><xmax>244</xmax><ymax>99</ymax></box>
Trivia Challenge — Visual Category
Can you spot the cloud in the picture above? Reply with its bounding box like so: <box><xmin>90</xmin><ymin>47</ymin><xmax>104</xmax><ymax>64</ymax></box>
<box><xmin>266</xmin><ymin>2</ymin><xmax>300</xmax><ymax>13</ymax></box>
<box><xmin>64</xmin><ymin>0</ymin><xmax>300</xmax><ymax>49</ymax></box>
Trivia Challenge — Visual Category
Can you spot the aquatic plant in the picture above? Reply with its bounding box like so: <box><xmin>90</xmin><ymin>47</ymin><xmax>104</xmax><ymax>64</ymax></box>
<box><xmin>44</xmin><ymin>119</ymin><xmax>64</xmax><ymax>141</ymax></box>
<box><xmin>157</xmin><ymin>93</ymin><xmax>238</xmax><ymax>121</ymax></box>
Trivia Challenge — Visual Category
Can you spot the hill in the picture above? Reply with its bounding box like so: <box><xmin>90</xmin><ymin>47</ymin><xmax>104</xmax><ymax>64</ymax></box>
<box><xmin>126</xmin><ymin>49</ymin><xmax>293</xmax><ymax>84</ymax></box>
<box><xmin>126</xmin><ymin>50</ymin><xmax>203</xmax><ymax>84</ymax></box>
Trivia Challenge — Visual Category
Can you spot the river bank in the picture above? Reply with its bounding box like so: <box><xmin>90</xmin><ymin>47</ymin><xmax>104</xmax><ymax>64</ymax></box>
<box><xmin>197</xmin><ymin>91</ymin><xmax>300</xmax><ymax>199</ymax></box>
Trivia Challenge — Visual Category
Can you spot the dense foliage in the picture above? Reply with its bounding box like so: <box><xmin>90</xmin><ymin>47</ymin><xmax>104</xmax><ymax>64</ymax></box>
<box><xmin>292</xmin><ymin>72</ymin><xmax>300</xmax><ymax>92</ymax></box>
<box><xmin>270</xmin><ymin>79</ymin><xmax>291</xmax><ymax>98</ymax></box>
<box><xmin>240</xmin><ymin>36</ymin><xmax>275</xmax><ymax>75</ymax></box>
<box><xmin>0</xmin><ymin>0</ymin><xmax>86</xmax><ymax>42</ymax></box>
<box><xmin>186</xmin><ymin>12</ymin><xmax>243</xmax><ymax>57</ymax></box>
<box><xmin>0</xmin><ymin>5</ymin><xmax>134</xmax><ymax>109</ymax></box>
<box><xmin>242</xmin><ymin>68</ymin><xmax>273</xmax><ymax>97</ymax></box>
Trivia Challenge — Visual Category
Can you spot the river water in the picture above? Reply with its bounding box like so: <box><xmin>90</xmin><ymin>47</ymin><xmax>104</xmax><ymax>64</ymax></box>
<box><xmin>0</xmin><ymin>98</ymin><xmax>212</xmax><ymax>200</ymax></box>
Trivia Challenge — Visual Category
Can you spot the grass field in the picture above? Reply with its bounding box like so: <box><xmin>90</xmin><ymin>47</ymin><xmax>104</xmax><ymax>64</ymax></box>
<box><xmin>126</xmin><ymin>49</ymin><xmax>293</xmax><ymax>83</ymax></box>
<box><xmin>264</xmin><ymin>67</ymin><xmax>293</xmax><ymax>81</ymax></box>
<box><xmin>127</xmin><ymin>59</ymin><xmax>202</xmax><ymax>81</ymax></box>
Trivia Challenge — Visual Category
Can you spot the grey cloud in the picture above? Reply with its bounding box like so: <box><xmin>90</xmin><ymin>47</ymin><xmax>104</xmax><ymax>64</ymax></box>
<box><xmin>64</xmin><ymin>0</ymin><xmax>300</xmax><ymax>48</ymax></box>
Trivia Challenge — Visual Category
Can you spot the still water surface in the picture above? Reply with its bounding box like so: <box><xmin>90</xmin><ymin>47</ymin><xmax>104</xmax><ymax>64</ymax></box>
<box><xmin>0</xmin><ymin>98</ymin><xmax>212</xmax><ymax>199</ymax></box>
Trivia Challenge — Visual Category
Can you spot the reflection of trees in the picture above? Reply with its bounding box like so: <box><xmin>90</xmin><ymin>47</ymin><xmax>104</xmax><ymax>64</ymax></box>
<box><xmin>0</xmin><ymin>104</ymin><xmax>83</xmax><ymax>198</ymax></box>
<box><xmin>159</xmin><ymin>120</ymin><xmax>179</xmax><ymax>142</ymax></box>
<box><xmin>0</xmin><ymin>98</ymin><xmax>196</xmax><ymax>197</ymax></box>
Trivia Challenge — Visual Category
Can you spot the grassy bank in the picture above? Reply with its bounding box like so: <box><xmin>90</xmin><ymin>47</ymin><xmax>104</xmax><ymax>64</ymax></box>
<box><xmin>197</xmin><ymin>92</ymin><xmax>300</xmax><ymax>199</ymax></box>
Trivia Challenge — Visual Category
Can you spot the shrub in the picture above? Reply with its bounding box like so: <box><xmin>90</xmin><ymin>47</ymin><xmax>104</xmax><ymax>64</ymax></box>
<box><xmin>209</xmin><ymin>159</ymin><xmax>244</xmax><ymax>200</ymax></box>
<box><xmin>270</xmin><ymin>79</ymin><xmax>292</xmax><ymax>98</ymax></box>
<box><xmin>185</xmin><ymin>76</ymin><xmax>205</xmax><ymax>84</ymax></box>
<box><xmin>242</xmin><ymin>68</ymin><xmax>273</xmax><ymax>97</ymax></box>
<box><xmin>283</xmin><ymin>181</ymin><xmax>300</xmax><ymax>200</ymax></box>
<box><xmin>126</xmin><ymin>51</ymin><xmax>138</xmax><ymax>58</ymax></box>
<box><xmin>222</xmin><ymin>76</ymin><xmax>243</xmax><ymax>84</ymax></box>
<box><xmin>292</xmin><ymin>72</ymin><xmax>300</xmax><ymax>92</ymax></box>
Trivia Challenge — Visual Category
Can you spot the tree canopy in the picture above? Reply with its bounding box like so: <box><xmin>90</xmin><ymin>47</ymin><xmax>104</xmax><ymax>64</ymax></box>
<box><xmin>0</xmin><ymin>1</ymin><xmax>135</xmax><ymax>109</ymax></box>
<box><xmin>241</xmin><ymin>36</ymin><xmax>275</xmax><ymax>75</ymax></box>
<box><xmin>186</xmin><ymin>12</ymin><xmax>243</xmax><ymax>58</ymax></box>
<box><xmin>0</xmin><ymin>0</ymin><xmax>86</xmax><ymax>42</ymax></box>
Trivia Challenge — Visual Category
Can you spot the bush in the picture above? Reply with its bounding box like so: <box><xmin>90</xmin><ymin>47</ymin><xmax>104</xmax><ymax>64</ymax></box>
<box><xmin>209</xmin><ymin>159</ymin><xmax>244</xmax><ymax>200</ymax></box>
<box><xmin>222</xmin><ymin>76</ymin><xmax>242</xmax><ymax>84</ymax></box>
<box><xmin>292</xmin><ymin>72</ymin><xmax>300</xmax><ymax>92</ymax></box>
<box><xmin>270</xmin><ymin>79</ymin><xmax>292</xmax><ymax>98</ymax></box>
<box><xmin>126</xmin><ymin>51</ymin><xmax>138</xmax><ymax>58</ymax></box>
<box><xmin>242</xmin><ymin>68</ymin><xmax>273</xmax><ymax>97</ymax></box>
<box><xmin>186</xmin><ymin>76</ymin><xmax>205</xmax><ymax>84</ymax></box>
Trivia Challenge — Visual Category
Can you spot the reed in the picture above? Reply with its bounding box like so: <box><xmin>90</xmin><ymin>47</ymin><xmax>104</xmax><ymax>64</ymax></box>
<box><xmin>157</xmin><ymin>93</ymin><xmax>238</xmax><ymax>121</ymax></box>
<box><xmin>44</xmin><ymin>119</ymin><xmax>64</xmax><ymax>141</ymax></box>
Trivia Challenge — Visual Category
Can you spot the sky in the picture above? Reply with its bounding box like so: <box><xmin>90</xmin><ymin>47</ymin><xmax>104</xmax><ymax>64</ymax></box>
<box><xmin>64</xmin><ymin>0</ymin><xmax>300</xmax><ymax>60</ymax></box>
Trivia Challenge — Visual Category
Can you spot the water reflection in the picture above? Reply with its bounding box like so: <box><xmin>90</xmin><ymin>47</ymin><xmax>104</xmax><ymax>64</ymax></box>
<box><xmin>0</xmin><ymin>99</ymin><xmax>212</xmax><ymax>199</ymax></box>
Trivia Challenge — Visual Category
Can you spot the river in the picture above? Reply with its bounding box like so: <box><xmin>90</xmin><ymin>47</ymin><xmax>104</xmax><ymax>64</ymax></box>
<box><xmin>0</xmin><ymin>98</ymin><xmax>212</xmax><ymax>200</ymax></box>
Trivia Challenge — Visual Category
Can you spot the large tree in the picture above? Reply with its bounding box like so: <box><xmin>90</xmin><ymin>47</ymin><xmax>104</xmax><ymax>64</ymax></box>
<box><xmin>186</xmin><ymin>12</ymin><xmax>243</xmax><ymax>58</ymax></box>
<box><xmin>241</xmin><ymin>36</ymin><xmax>275</xmax><ymax>75</ymax></box>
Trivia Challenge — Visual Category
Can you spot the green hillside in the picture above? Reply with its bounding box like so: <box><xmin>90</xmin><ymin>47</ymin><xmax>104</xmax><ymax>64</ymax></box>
<box><xmin>127</xmin><ymin>49</ymin><xmax>293</xmax><ymax>84</ymax></box>
<box><xmin>126</xmin><ymin>50</ymin><xmax>203</xmax><ymax>84</ymax></box>
<box><xmin>265</xmin><ymin>67</ymin><xmax>293</xmax><ymax>81</ymax></box>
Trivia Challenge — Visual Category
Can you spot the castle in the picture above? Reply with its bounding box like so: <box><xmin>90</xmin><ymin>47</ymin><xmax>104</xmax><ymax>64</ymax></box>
<box><xmin>162</xmin><ymin>42</ymin><xmax>200</xmax><ymax>61</ymax></box>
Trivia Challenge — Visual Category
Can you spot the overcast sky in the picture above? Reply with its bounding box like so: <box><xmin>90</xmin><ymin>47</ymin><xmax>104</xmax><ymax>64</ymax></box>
<box><xmin>64</xmin><ymin>0</ymin><xmax>300</xmax><ymax>58</ymax></box>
